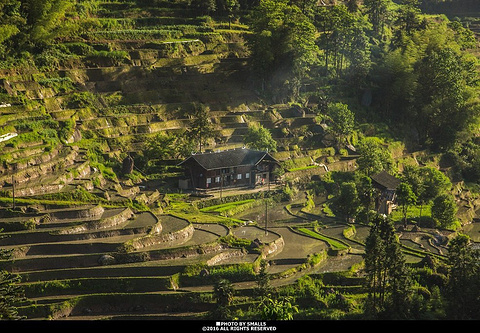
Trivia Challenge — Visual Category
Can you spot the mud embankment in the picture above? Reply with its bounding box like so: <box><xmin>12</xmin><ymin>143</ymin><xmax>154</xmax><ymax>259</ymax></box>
<box><xmin>56</xmin><ymin>207</ymin><xmax>134</xmax><ymax>234</ymax></box>
<box><xmin>123</xmin><ymin>223</ymin><xmax>194</xmax><ymax>251</ymax></box>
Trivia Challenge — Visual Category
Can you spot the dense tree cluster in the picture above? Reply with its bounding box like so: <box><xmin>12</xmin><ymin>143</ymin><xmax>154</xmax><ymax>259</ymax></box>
<box><xmin>364</xmin><ymin>215</ymin><xmax>412</xmax><ymax>319</ymax></box>
<box><xmin>247</xmin><ymin>0</ymin><xmax>317</xmax><ymax>100</ymax></box>
<box><xmin>246</xmin><ymin>0</ymin><xmax>479</xmax><ymax>181</ymax></box>
<box><xmin>0</xmin><ymin>0</ymin><xmax>97</xmax><ymax>53</ymax></box>
<box><xmin>362</xmin><ymin>215</ymin><xmax>480</xmax><ymax>320</ymax></box>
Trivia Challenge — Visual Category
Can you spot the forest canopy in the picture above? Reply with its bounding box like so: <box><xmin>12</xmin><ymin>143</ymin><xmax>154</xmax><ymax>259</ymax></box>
<box><xmin>245</xmin><ymin>0</ymin><xmax>480</xmax><ymax>183</ymax></box>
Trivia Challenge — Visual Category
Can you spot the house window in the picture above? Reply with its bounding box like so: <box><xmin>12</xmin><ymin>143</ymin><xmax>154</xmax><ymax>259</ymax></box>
<box><xmin>245</xmin><ymin>173</ymin><xmax>250</xmax><ymax>179</ymax></box>
<box><xmin>215</xmin><ymin>176</ymin><xmax>221</xmax><ymax>183</ymax></box>
<box><xmin>206</xmin><ymin>178</ymin><xmax>212</xmax><ymax>184</ymax></box>
<box><xmin>237</xmin><ymin>174</ymin><xmax>242</xmax><ymax>180</ymax></box>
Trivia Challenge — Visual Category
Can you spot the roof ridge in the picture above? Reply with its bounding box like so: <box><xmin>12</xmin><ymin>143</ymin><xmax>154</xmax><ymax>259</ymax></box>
<box><xmin>179</xmin><ymin>148</ymin><xmax>276</xmax><ymax>170</ymax></box>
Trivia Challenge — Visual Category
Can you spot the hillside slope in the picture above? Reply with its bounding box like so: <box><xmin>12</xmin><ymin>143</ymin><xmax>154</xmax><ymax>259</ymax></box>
<box><xmin>0</xmin><ymin>0</ymin><xmax>479</xmax><ymax>321</ymax></box>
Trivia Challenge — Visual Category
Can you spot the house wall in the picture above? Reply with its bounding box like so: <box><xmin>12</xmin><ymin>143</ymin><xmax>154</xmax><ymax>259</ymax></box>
<box><xmin>375</xmin><ymin>189</ymin><xmax>397</xmax><ymax>215</ymax></box>
<box><xmin>204</xmin><ymin>165</ymin><xmax>254</xmax><ymax>190</ymax></box>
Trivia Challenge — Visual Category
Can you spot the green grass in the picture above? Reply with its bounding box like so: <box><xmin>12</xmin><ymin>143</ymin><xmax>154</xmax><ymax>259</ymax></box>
<box><xmin>390</xmin><ymin>204</ymin><xmax>432</xmax><ymax>222</ymax></box>
<box><xmin>163</xmin><ymin>195</ymin><xmax>245</xmax><ymax>226</ymax></box>
<box><xmin>199</xmin><ymin>199</ymin><xmax>255</xmax><ymax>213</ymax></box>
<box><xmin>296</xmin><ymin>227</ymin><xmax>350</xmax><ymax>251</ymax></box>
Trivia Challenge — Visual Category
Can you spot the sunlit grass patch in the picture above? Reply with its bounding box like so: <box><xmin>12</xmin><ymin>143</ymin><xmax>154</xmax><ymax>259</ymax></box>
<box><xmin>199</xmin><ymin>199</ymin><xmax>255</xmax><ymax>213</ymax></box>
<box><xmin>296</xmin><ymin>227</ymin><xmax>349</xmax><ymax>251</ymax></box>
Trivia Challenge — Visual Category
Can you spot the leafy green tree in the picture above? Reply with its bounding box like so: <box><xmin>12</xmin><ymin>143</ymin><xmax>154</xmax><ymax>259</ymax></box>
<box><xmin>212</xmin><ymin>279</ymin><xmax>235</xmax><ymax>319</ymax></box>
<box><xmin>333</xmin><ymin>181</ymin><xmax>360</xmax><ymax>222</ymax></box>
<box><xmin>23</xmin><ymin>0</ymin><xmax>75</xmax><ymax>44</ymax></box>
<box><xmin>346</xmin><ymin>0</ymin><xmax>360</xmax><ymax>12</ymax></box>
<box><xmin>364</xmin><ymin>215</ymin><xmax>412</xmax><ymax>318</ymax></box>
<box><xmin>0</xmin><ymin>0</ymin><xmax>23</xmax><ymax>51</ymax></box>
<box><xmin>254</xmin><ymin>259</ymin><xmax>272</xmax><ymax>297</ymax></box>
<box><xmin>326</xmin><ymin>102</ymin><xmax>355</xmax><ymax>149</ymax></box>
<box><xmin>450</xmin><ymin>139</ymin><xmax>480</xmax><ymax>184</ymax></box>
<box><xmin>139</xmin><ymin>132</ymin><xmax>178</xmax><ymax>173</ymax></box>
<box><xmin>402</xmin><ymin>165</ymin><xmax>451</xmax><ymax>219</ymax></box>
<box><xmin>144</xmin><ymin>133</ymin><xmax>176</xmax><ymax>160</ymax></box>
<box><xmin>187</xmin><ymin>103</ymin><xmax>215</xmax><ymax>153</ymax></box>
<box><xmin>396</xmin><ymin>182</ymin><xmax>417</xmax><ymax>227</ymax></box>
<box><xmin>176</xmin><ymin>132</ymin><xmax>197</xmax><ymax>159</ymax></box>
<box><xmin>383</xmin><ymin>226</ymin><xmax>412</xmax><ymax>319</ymax></box>
<box><xmin>369</xmin><ymin>16</ymin><xmax>479</xmax><ymax>144</ymax></box>
<box><xmin>0</xmin><ymin>0</ymin><xmax>77</xmax><ymax>54</ymax></box>
<box><xmin>257</xmin><ymin>295</ymin><xmax>298</xmax><ymax>320</ymax></box>
<box><xmin>392</xmin><ymin>0</ymin><xmax>426</xmax><ymax>46</ymax></box>
<box><xmin>314</xmin><ymin>5</ymin><xmax>351</xmax><ymax>75</ymax></box>
<box><xmin>248</xmin><ymin>0</ymin><xmax>317</xmax><ymax>99</ymax></box>
<box><xmin>356</xmin><ymin>175</ymin><xmax>375</xmax><ymax>223</ymax></box>
<box><xmin>291</xmin><ymin>0</ymin><xmax>317</xmax><ymax>18</ymax></box>
<box><xmin>367</xmin><ymin>45</ymin><xmax>417</xmax><ymax>125</ymax></box>
<box><xmin>356</xmin><ymin>139</ymin><xmax>394</xmax><ymax>177</ymax></box>
<box><xmin>190</xmin><ymin>0</ymin><xmax>216</xmax><ymax>15</ymax></box>
<box><xmin>213</xmin><ymin>279</ymin><xmax>235</xmax><ymax>307</ymax></box>
<box><xmin>413</xmin><ymin>47</ymin><xmax>479</xmax><ymax>150</ymax></box>
<box><xmin>314</xmin><ymin>4</ymin><xmax>371</xmax><ymax>80</ymax></box>
<box><xmin>431</xmin><ymin>194</ymin><xmax>457</xmax><ymax>229</ymax></box>
<box><xmin>448</xmin><ymin>20</ymin><xmax>477</xmax><ymax>50</ymax></box>
<box><xmin>363</xmin><ymin>0</ymin><xmax>392</xmax><ymax>40</ymax></box>
<box><xmin>237</xmin><ymin>0</ymin><xmax>259</xmax><ymax>10</ymax></box>
<box><xmin>419</xmin><ymin>167</ymin><xmax>452</xmax><ymax>202</ymax></box>
<box><xmin>243</xmin><ymin>123</ymin><xmax>277</xmax><ymax>152</ymax></box>
<box><xmin>0</xmin><ymin>271</ymin><xmax>23</xmax><ymax>319</ymax></box>
<box><xmin>345</xmin><ymin>19</ymin><xmax>372</xmax><ymax>86</ymax></box>
<box><xmin>140</xmin><ymin>130</ymin><xmax>198</xmax><ymax>173</ymax></box>
<box><xmin>364</xmin><ymin>217</ymin><xmax>385</xmax><ymax>317</ymax></box>
<box><xmin>445</xmin><ymin>234</ymin><xmax>480</xmax><ymax>319</ymax></box>
<box><xmin>401</xmin><ymin>165</ymin><xmax>425</xmax><ymax>213</ymax></box>
<box><xmin>225</xmin><ymin>0</ymin><xmax>239</xmax><ymax>28</ymax></box>
<box><xmin>216</xmin><ymin>0</ymin><xmax>240</xmax><ymax>27</ymax></box>
<box><xmin>283</xmin><ymin>6</ymin><xmax>318</xmax><ymax>99</ymax></box>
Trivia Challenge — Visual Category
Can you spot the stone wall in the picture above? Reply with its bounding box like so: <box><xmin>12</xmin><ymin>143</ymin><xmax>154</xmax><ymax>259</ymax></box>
<box><xmin>50</xmin><ymin>204</ymin><xmax>105</xmax><ymax>221</ymax></box>
<box><xmin>259</xmin><ymin>234</ymin><xmax>285</xmax><ymax>259</ymax></box>
<box><xmin>126</xmin><ymin>223</ymin><xmax>194</xmax><ymax>251</ymax></box>
<box><xmin>57</xmin><ymin>207</ymin><xmax>134</xmax><ymax>234</ymax></box>
<box><xmin>206</xmin><ymin>249</ymin><xmax>246</xmax><ymax>266</ymax></box>
<box><xmin>148</xmin><ymin>242</ymin><xmax>228</xmax><ymax>261</ymax></box>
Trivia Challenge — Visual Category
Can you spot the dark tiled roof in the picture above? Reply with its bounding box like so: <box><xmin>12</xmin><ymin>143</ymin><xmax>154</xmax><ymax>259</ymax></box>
<box><xmin>179</xmin><ymin>148</ymin><xmax>278</xmax><ymax>170</ymax></box>
<box><xmin>371</xmin><ymin>171</ymin><xmax>401</xmax><ymax>190</ymax></box>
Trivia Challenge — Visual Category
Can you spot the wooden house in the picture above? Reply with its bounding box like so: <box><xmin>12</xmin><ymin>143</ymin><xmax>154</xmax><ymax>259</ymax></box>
<box><xmin>178</xmin><ymin>148</ymin><xmax>279</xmax><ymax>192</ymax></box>
<box><xmin>371</xmin><ymin>170</ymin><xmax>401</xmax><ymax>215</ymax></box>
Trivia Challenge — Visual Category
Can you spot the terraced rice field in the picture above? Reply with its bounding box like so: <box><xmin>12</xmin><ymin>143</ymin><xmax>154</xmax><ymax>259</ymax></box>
<box><xmin>0</xmin><ymin>190</ymin><xmax>371</xmax><ymax>320</ymax></box>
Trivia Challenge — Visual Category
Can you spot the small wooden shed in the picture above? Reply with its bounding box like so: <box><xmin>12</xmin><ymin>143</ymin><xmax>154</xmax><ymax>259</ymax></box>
<box><xmin>371</xmin><ymin>170</ymin><xmax>401</xmax><ymax>215</ymax></box>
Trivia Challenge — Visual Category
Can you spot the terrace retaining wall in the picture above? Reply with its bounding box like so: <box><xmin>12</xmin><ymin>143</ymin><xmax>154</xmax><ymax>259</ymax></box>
<box><xmin>50</xmin><ymin>205</ymin><xmax>105</xmax><ymax>221</ymax></box>
<box><xmin>260</xmin><ymin>234</ymin><xmax>285</xmax><ymax>259</ymax></box>
<box><xmin>206</xmin><ymin>249</ymin><xmax>246</xmax><ymax>266</ymax></box>
<box><xmin>57</xmin><ymin>207</ymin><xmax>134</xmax><ymax>234</ymax></box>
<box><xmin>125</xmin><ymin>223</ymin><xmax>194</xmax><ymax>251</ymax></box>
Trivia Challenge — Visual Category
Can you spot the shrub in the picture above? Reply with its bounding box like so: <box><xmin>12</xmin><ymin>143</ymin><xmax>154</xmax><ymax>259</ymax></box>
<box><xmin>85</xmin><ymin>50</ymin><xmax>130</xmax><ymax>66</ymax></box>
<box><xmin>38</xmin><ymin>77</ymin><xmax>75</xmax><ymax>93</ymax></box>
